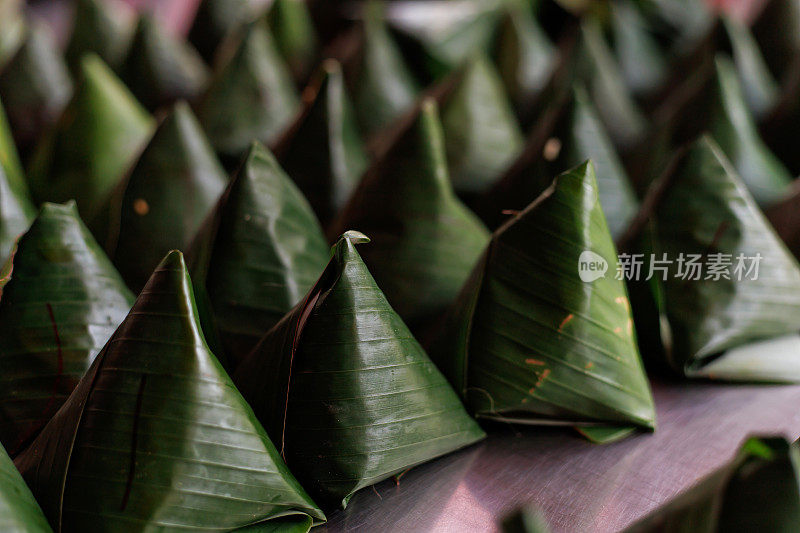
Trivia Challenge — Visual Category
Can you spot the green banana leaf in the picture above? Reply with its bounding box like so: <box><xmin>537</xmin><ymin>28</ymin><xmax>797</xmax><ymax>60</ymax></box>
<box><xmin>274</xmin><ymin>59</ymin><xmax>368</xmax><ymax>225</ymax></box>
<box><xmin>0</xmin><ymin>442</ymin><xmax>52</xmax><ymax>532</ymax></box>
<box><xmin>491</xmin><ymin>0</ymin><xmax>556</xmax><ymax>124</ymax></box>
<box><xmin>0</xmin><ymin>96</ymin><xmax>26</xmax><ymax>196</ymax></box>
<box><xmin>197</xmin><ymin>16</ymin><xmax>300</xmax><ymax>162</ymax></box>
<box><xmin>14</xmin><ymin>250</ymin><xmax>326</xmax><ymax>531</ymax></box>
<box><xmin>438</xmin><ymin>53</ymin><xmax>524</xmax><ymax>195</ymax></box>
<box><xmin>268</xmin><ymin>0</ymin><xmax>319</xmax><ymax>84</ymax></box>
<box><xmin>624</xmin><ymin>436</ymin><xmax>800</xmax><ymax>531</ymax></box>
<box><xmin>233</xmin><ymin>231</ymin><xmax>486</xmax><ymax>510</ymax></box>
<box><xmin>718</xmin><ymin>15</ymin><xmax>780</xmax><ymax>121</ymax></box>
<box><xmin>502</xmin><ymin>505</ymin><xmax>551</xmax><ymax>533</ymax></box>
<box><xmin>574</xmin><ymin>20</ymin><xmax>648</xmax><ymax>149</ymax></box>
<box><xmin>433</xmin><ymin>161</ymin><xmax>656</xmax><ymax>434</ymax></box>
<box><xmin>707</xmin><ymin>55</ymin><xmax>792</xmax><ymax>208</ymax></box>
<box><xmin>0</xmin><ymin>24</ymin><xmax>73</xmax><ymax>149</ymax></box>
<box><xmin>188</xmin><ymin>0</ymin><xmax>263</xmax><ymax>61</ymax></box>
<box><xmin>119</xmin><ymin>15</ymin><xmax>209</xmax><ymax>111</ymax></box>
<box><xmin>0</xmin><ymin>95</ymin><xmax>34</xmax><ymax>263</ymax></box>
<box><xmin>609</xmin><ymin>1</ymin><xmax>668</xmax><ymax>99</ymax></box>
<box><xmin>26</xmin><ymin>54</ymin><xmax>154</xmax><ymax>224</ymax></box>
<box><xmin>0</xmin><ymin>0</ymin><xmax>24</xmax><ymax>71</ymax></box>
<box><xmin>480</xmin><ymin>84</ymin><xmax>639</xmax><ymax>239</ymax></box>
<box><xmin>105</xmin><ymin>101</ymin><xmax>227</xmax><ymax>293</ymax></box>
<box><xmin>0</xmin><ymin>202</ymin><xmax>133</xmax><ymax>456</ymax></box>
<box><xmin>752</xmin><ymin>0</ymin><xmax>800</xmax><ymax>81</ymax></box>
<box><xmin>330</xmin><ymin>98</ymin><xmax>489</xmax><ymax>331</ymax></box>
<box><xmin>188</xmin><ymin>141</ymin><xmax>329</xmax><ymax>369</ymax></box>
<box><xmin>64</xmin><ymin>0</ymin><xmax>135</xmax><ymax>72</ymax></box>
<box><xmin>384</xmin><ymin>0</ymin><xmax>504</xmax><ymax>79</ymax></box>
<box><xmin>641</xmin><ymin>135</ymin><xmax>800</xmax><ymax>381</ymax></box>
<box><xmin>0</xmin><ymin>163</ymin><xmax>34</xmax><ymax>266</ymax></box>
<box><xmin>353</xmin><ymin>0</ymin><xmax>420</xmax><ymax>139</ymax></box>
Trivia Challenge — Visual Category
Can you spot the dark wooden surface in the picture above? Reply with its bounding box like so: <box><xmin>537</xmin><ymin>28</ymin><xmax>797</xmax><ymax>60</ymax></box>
<box><xmin>320</xmin><ymin>379</ymin><xmax>800</xmax><ymax>532</ymax></box>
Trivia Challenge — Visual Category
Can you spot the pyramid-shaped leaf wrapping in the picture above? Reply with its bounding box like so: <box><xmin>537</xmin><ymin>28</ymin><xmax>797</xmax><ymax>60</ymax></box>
<box><xmin>188</xmin><ymin>0</ymin><xmax>263</xmax><ymax>61</ymax></box>
<box><xmin>119</xmin><ymin>15</ymin><xmax>209</xmax><ymax>111</ymax></box>
<box><xmin>189</xmin><ymin>141</ymin><xmax>329</xmax><ymax>368</ymax></box>
<box><xmin>492</xmin><ymin>0</ymin><xmax>556</xmax><ymax>122</ymax></box>
<box><xmin>719</xmin><ymin>15</ymin><xmax>779</xmax><ymax>120</ymax></box>
<box><xmin>234</xmin><ymin>231</ymin><xmax>485</xmax><ymax>509</ymax></box>
<box><xmin>624</xmin><ymin>437</ymin><xmax>800</xmax><ymax>531</ymax></box>
<box><xmin>65</xmin><ymin>0</ymin><xmax>135</xmax><ymax>71</ymax></box>
<box><xmin>439</xmin><ymin>54</ymin><xmax>524</xmax><ymax>195</ymax></box>
<box><xmin>574</xmin><ymin>20</ymin><xmax>648</xmax><ymax>149</ymax></box>
<box><xmin>644</xmin><ymin>136</ymin><xmax>800</xmax><ymax>381</ymax></box>
<box><xmin>331</xmin><ymin>99</ymin><xmax>489</xmax><ymax>329</ymax></box>
<box><xmin>0</xmin><ymin>202</ymin><xmax>133</xmax><ymax>456</ymax></box>
<box><xmin>385</xmin><ymin>0</ymin><xmax>502</xmax><ymax>78</ymax></box>
<box><xmin>197</xmin><ymin>17</ymin><xmax>299</xmax><ymax>160</ymax></box>
<box><xmin>707</xmin><ymin>55</ymin><xmax>791</xmax><ymax>207</ymax></box>
<box><xmin>0</xmin><ymin>24</ymin><xmax>73</xmax><ymax>148</ymax></box>
<box><xmin>0</xmin><ymin>97</ymin><xmax>35</xmax><ymax>264</ymax></box>
<box><xmin>0</xmin><ymin>442</ymin><xmax>52</xmax><ymax>532</ymax></box>
<box><xmin>26</xmin><ymin>54</ymin><xmax>154</xmax><ymax>224</ymax></box>
<box><xmin>481</xmin><ymin>84</ymin><xmax>639</xmax><ymax>238</ymax></box>
<box><xmin>268</xmin><ymin>0</ymin><xmax>319</xmax><ymax>83</ymax></box>
<box><xmin>107</xmin><ymin>101</ymin><xmax>227</xmax><ymax>292</ymax></box>
<box><xmin>353</xmin><ymin>0</ymin><xmax>419</xmax><ymax>138</ymax></box>
<box><xmin>275</xmin><ymin>59</ymin><xmax>368</xmax><ymax>225</ymax></box>
<box><xmin>435</xmin><ymin>162</ymin><xmax>656</xmax><ymax>433</ymax></box>
<box><xmin>14</xmin><ymin>251</ymin><xmax>325</xmax><ymax>531</ymax></box>
<box><xmin>609</xmin><ymin>1</ymin><xmax>668</xmax><ymax>99</ymax></box>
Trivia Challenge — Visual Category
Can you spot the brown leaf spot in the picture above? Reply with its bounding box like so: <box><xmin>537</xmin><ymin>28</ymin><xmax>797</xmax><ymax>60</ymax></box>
<box><xmin>133</xmin><ymin>199</ymin><xmax>149</xmax><ymax>216</ymax></box>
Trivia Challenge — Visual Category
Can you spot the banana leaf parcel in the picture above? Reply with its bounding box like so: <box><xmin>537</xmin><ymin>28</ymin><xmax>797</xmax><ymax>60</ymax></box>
<box><xmin>189</xmin><ymin>141</ymin><xmax>329</xmax><ymax>369</ymax></box>
<box><xmin>330</xmin><ymin>98</ymin><xmax>489</xmax><ymax>331</ymax></box>
<box><xmin>197</xmin><ymin>16</ymin><xmax>299</xmax><ymax>162</ymax></box>
<box><xmin>65</xmin><ymin>0</ymin><xmax>135</xmax><ymax>72</ymax></box>
<box><xmin>104</xmin><ymin>101</ymin><xmax>227</xmax><ymax>293</ymax></box>
<box><xmin>480</xmin><ymin>83</ymin><xmax>639</xmax><ymax>238</ymax></box>
<box><xmin>352</xmin><ymin>0</ymin><xmax>419</xmax><ymax>139</ymax></box>
<box><xmin>632</xmin><ymin>135</ymin><xmax>800</xmax><ymax>382</ymax></box>
<box><xmin>26</xmin><ymin>54</ymin><xmax>154</xmax><ymax>224</ymax></box>
<box><xmin>624</xmin><ymin>436</ymin><xmax>800</xmax><ymax>532</ymax></box>
<box><xmin>119</xmin><ymin>15</ymin><xmax>209</xmax><ymax>111</ymax></box>
<box><xmin>0</xmin><ymin>24</ymin><xmax>73</xmax><ymax>149</ymax></box>
<box><xmin>433</xmin><ymin>161</ymin><xmax>656</xmax><ymax>441</ymax></box>
<box><xmin>234</xmin><ymin>231</ymin><xmax>486</xmax><ymax>509</ymax></box>
<box><xmin>0</xmin><ymin>442</ymin><xmax>52</xmax><ymax>532</ymax></box>
<box><xmin>0</xmin><ymin>202</ymin><xmax>133</xmax><ymax>456</ymax></box>
<box><xmin>188</xmin><ymin>0</ymin><xmax>263</xmax><ymax>61</ymax></box>
<box><xmin>14</xmin><ymin>251</ymin><xmax>326</xmax><ymax>532</ymax></box>
<box><xmin>437</xmin><ymin>53</ymin><xmax>524</xmax><ymax>196</ymax></box>
<box><xmin>267</xmin><ymin>0</ymin><xmax>319</xmax><ymax>84</ymax></box>
<box><xmin>273</xmin><ymin>59</ymin><xmax>368</xmax><ymax>226</ymax></box>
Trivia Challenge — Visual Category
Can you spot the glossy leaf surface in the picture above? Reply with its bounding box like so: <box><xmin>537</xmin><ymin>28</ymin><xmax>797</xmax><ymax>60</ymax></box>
<box><xmin>14</xmin><ymin>251</ymin><xmax>325</xmax><ymax>531</ymax></box>
<box><xmin>107</xmin><ymin>101</ymin><xmax>227</xmax><ymax>292</ymax></box>
<box><xmin>275</xmin><ymin>59</ymin><xmax>368</xmax><ymax>225</ymax></box>
<box><xmin>234</xmin><ymin>232</ymin><xmax>485</xmax><ymax>509</ymax></box>
<box><xmin>26</xmin><ymin>54</ymin><xmax>154</xmax><ymax>224</ymax></box>
<box><xmin>644</xmin><ymin>136</ymin><xmax>800</xmax><ymax>381</ymax></box>
<box><xmin>435</xmin><ymin>162</ymin><xmax>656</xmax><ymax>431</ymax></box>
<box><xmin>439</xmin><ymin>54</ymin><xmax>524</xmax><ymax>195</ymax></box>
<box><xmin>119</xmin><ymin>15</ymin><xmax>209</xmax><ymax>111</ymax></box>
<box><xmin>65</xmin><ymin>0</ymin><xmax>135</xmax><ymax>71</ymax></box>
<box><xmin>268</xmin><ymin>0</ymin><xmax>318</xmax><ymax>84</ymax></box>
<box><xmin>0</xmin><ymin>202</ymin><xmax>133</xmax><ymax>456</ymax></box>
<box><xmin>189</xmin><ymin>141</ymin><xmax>329</xmax><ymax>369</ymax></box>
<box><xmin>331</xmin><ymin>99</ymin><xmax>489</xmax><ymax>329</ymax></box>
<box><xmin>0</xmin><ymin>442</ymin><xmax>52</xmax><ymax>532</ymax></box>
<box><xmin>0</xmin><ymin>24</ymin><xmax>73</xmax><ymax>148</ymax></box>
<box><xmin>197</xmin><ymin>17</ymin><xmax>300</xmax><ymax>160</ymax></box>
<box><xmin>353</xmin><ymin>0</ymin><xmax>419</xmax><ymax>138</ymax></box>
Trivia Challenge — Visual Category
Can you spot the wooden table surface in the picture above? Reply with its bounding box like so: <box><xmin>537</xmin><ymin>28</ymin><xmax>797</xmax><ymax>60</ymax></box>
<box><xmin>321</xmin><ymin>379</ymin><xmax>800</xmax><ymax>532</ymax></box>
